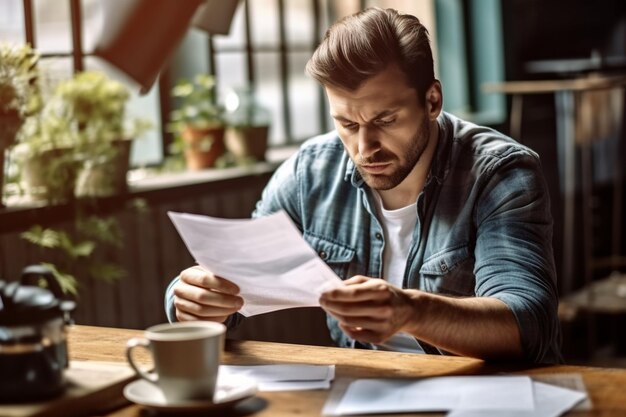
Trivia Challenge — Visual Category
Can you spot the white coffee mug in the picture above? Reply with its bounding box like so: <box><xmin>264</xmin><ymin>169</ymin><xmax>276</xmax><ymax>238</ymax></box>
<box><xmin>126</xmin><ymin>321</ymin><xmax>226</xmax><ymax>402</ymax></box>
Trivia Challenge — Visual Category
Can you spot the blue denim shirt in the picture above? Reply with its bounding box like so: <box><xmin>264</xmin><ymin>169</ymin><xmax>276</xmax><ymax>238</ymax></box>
<box><xmin>165</xmin><ymin>112</ymin><xmax>562</xmax><ymax>363</ymax></box>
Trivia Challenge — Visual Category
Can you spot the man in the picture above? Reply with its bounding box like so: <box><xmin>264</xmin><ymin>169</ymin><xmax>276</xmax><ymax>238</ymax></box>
<box><xmin>165</xmin><ymin>7</ymin><xmax>561</xmax><ymax>363</ymax></box>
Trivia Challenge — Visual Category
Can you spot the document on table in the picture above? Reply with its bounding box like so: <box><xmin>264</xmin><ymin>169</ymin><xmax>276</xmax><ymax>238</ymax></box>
<box><xmin>323</xmin><ymin>375</ymin><xmax>587</xmax><ymax>416</ymax></box>
<box><xmin>446</xmin><ymin>381</ymin><xmax>587</xmax><ymax>417</ymax></box>
<box><xmin>168</xmin><ymin>210</ymin><xmax>343</xmax><ymax>316</ymax></box>
<box><xmin>326</xmin><ymin>376</ymin><xmax>534</xmax><ymax>415</ymax></box>
<box><xmin>220</xmin><ymin>364</ymin><xmax>335</xmax><ymax>391</ymax></box>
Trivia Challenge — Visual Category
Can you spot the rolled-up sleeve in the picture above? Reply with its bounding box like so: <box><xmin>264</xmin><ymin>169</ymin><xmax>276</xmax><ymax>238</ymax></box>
<box><xmin>473</xmin><ymin>150</ymin><xmax>562</xmax><ymax>363</ymax></box>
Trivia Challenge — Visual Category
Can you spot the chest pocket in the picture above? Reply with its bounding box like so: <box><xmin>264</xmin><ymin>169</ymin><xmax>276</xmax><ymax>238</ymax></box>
<box><xmin>419</xmin><ymin>245</ymin><xmax>475</xmax><ymax>296</ymax></box>
<box><xmin>304</xmin><ymin>233</ymin><xmax>355</xmax><ymax>280</ymax></box>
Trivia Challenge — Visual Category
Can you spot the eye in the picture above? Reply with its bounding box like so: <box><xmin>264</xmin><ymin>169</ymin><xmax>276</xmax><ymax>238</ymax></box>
<box><xmin>374</xmin><ymin>118</ymin><xmax>396</xmax><ymax>127</ymax></box>
<box><xmin>342</xmin><ymin>122</ymin><xmax>359</xmax><ymax>131</ymax></box>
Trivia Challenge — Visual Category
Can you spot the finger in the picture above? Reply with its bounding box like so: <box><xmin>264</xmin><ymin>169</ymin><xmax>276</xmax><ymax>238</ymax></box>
<box><xmin>321</xmin><ymin>280</ymin><xmax>392</xmax><ymax>302</ymax></box>
<box><xmin>176</xmin><ymin>309</ymin><xmax>229</xmax><ymax>324</ymax></box>
<box><xmin>339</xmin><ymin>323</ymin><xmax>389</xmax><ymax>345</ymax></box>
<box><xmin>180</xmin><ymin>267</ymin><xmax>240</xmax><ymax>295</ymax></box>
<box><xmin>332</xmin><ymin>313</ymin><xmax>387</xmax><ymax>331</ymax></box>
<box><xmin>174</xmin><ymin>296</ymin><xmax>241</xmax><ymax>318</ymax></box>
<box><xmin>342</xmin><ymin>275</ymin><xmax>370</xmax><ymax>285</ymax></box>
<box><xmin>320</xmin><ymin>299</ymin><xmax>394</xmax><ymax>319</ymax></box>
<box><xmin>174</xmin><ymin>283</ymin><xmax>244</xmax><ymax>309</ymax></box>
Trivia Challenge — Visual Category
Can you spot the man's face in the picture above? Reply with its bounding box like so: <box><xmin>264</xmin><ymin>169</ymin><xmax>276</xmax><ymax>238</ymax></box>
<box><xmin>326</xmin><ymin>64</ymin><xmax>433</xmax><ymax>190</ymax></box>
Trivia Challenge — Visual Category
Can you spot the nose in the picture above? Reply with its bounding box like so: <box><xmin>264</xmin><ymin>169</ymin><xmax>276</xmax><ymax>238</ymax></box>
<box><xmin>357</xmin><ymin>126</ymin><xmax>381</xmax><ymax>160</ymax></box>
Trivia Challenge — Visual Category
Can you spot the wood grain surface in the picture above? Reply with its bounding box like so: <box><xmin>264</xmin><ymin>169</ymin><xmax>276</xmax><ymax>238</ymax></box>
<box><xmin>65</xmin><ymin>325</ymin><xmax>626</xmax><ymax>417</ymax></box>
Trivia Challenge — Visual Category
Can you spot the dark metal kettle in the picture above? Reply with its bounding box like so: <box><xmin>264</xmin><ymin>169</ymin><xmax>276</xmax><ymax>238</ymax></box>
<box><xmin>0</xmin><ymin>264</ymin><xmax>76</xmax><ymax>402</ymax></box>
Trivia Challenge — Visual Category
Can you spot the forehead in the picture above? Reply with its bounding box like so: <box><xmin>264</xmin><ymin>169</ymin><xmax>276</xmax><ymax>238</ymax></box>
<box><xmin>325</xmin><ymin>64</ymin><xmax>419</xmax><ymax>116</ymax></box>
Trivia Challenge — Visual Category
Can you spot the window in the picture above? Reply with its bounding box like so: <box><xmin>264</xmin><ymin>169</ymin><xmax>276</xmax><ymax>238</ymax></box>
<box><xmin>434</xmin><ymin>0</ymin><xmax>506</xmax><ymax>124</ymax></box>
<box><xmin>2</xmin><ymin>0</ymin><xmax>505</xmax><ymax>163</ymax></box>
<box><xmin>1</xmin><ymin>0</ymin><xmax>162</xmax><ymax>167</ymax></box>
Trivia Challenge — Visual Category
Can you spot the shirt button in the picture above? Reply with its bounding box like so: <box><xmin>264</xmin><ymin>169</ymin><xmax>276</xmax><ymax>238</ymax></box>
<box><xmin>319</xmin><ymin>251</ymin><xmax>328</xmax><ymax>260</ymax></box>
<box><xmin>375</xmin><ymin>232</ymin><xmax>383</xmax><ymax>241</ymax></box>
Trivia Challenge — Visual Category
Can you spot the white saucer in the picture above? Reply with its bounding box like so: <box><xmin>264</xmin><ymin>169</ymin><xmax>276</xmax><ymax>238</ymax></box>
<box><xmin>123</xmin><ymin>374</ymin><xmax>258</xmax><ymax>413</ymax></box>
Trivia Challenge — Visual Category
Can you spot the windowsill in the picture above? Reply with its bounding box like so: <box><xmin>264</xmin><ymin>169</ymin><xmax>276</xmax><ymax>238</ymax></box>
<box><xmin>127</xmin><ymin>145</ymin><xmax>297</xmax><ymax>192</ymax></box>
<box><xmin>1</xmin><ymin>145</ymin><xmax>298</xmax><ymax>214</ymax></box>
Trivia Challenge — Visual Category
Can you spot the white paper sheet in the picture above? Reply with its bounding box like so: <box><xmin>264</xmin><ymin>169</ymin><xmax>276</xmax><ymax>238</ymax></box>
<box><xmin>331</xmin><ymin>376</ymin><xmax>534</xmax><ymax>415</ymax></box>
<box><xmin>447</xmin><ymin>381</ymin><xmax>587</xmax><ymax>417</ymax></box>
<box><xmin>168</xmin><ymin>210</ymin><xmax>343</xmax><ymax>316</ymax></box>
<box><xmin>220</xmin><ymin>364</ymin><xmax>335</xmax><ymax>391</ymax></box>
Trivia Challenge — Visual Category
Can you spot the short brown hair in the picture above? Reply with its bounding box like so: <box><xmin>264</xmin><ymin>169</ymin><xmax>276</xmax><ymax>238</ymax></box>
<box><xmin>306</xmin><ymin>7</ymin><xmax>434</xmax><ymax>104</ymax></box>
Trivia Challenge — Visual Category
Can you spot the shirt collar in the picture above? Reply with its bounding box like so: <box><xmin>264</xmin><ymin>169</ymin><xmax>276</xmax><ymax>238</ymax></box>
<box><xmin>428</xmin><ymin>112</ymin><xmax>453</xmax><ymax>185</ymax></box>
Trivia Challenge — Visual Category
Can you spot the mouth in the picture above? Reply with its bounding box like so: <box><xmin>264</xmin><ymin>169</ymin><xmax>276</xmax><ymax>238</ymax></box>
<box><xmin>359</xmin><ymin>163</ymin><xmax>391</xmax><ymax>174</ymax></box>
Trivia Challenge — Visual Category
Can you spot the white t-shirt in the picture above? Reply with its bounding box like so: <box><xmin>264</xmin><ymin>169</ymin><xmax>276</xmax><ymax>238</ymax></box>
<box><xmin>372</xmin><ymin>192</ymin><xmax>424</xmax><ymax>353</ymax></box>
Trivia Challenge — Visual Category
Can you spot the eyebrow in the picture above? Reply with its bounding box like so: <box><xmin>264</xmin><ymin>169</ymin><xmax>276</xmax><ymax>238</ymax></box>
<box><xmin>331</xmin><ymin>109</ymin><xmax>398</xmax><ymax>124</ymax></box>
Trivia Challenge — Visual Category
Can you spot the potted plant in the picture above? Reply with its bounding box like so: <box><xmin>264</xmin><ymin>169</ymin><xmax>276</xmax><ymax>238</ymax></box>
<box><xmin>0</xmin><ymin>43</ymin><xmax>41</xmax><ymax>205</ymax></box>
<box><xmin>20</xmin><ymin>215</ymin><xmax>127</xmax><ymax>296</ymax></box>
<box><xmin>224</xmin><ymin>86</ymin><xmax>271</xmax><ymax>163</ymax></box>
<box><xmin>13</xmin><ymin>115</ymin><xmax>82</xmax><ymax>203</ymax></box>
<box><xmin>14</xmin><ymin>70</ymin><xmax>150</xmax><ymax>201</ymax></box>
<box><xmin>168</xmin><ymin>74</ymin><xmax>226</xmax><ymax>170</ymax></box>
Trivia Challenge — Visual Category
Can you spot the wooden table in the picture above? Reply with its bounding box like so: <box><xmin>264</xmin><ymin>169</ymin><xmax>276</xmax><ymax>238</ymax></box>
<box><xmin>65</xmin><ymin>325</ymin><xmax>626</xmax><ymax>416</ymax></box>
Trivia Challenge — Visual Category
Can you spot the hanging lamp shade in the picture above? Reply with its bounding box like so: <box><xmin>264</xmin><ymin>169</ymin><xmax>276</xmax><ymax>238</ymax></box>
<box><xmin>192</xmin><ymin>0</ymin><xmax>241</xmax><ymax>35</ymax></box>
<box><xmin>93</xmin><ymin>0</ymin><xmax>204</xmax><ymax>94</ymax></box>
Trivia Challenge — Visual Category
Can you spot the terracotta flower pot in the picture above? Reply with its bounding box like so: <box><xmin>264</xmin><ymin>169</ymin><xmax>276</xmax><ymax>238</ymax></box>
<box><xmin>0</xmin><ymin>111</ymin><xmax>23</xmax><ymax>207</ymax></box>
<box><xmin>225</xmin><ymin>125</ymin><xmax>269</xmax><ymax>162</ymax></box>
<box><xmin>74</xmin><ymin>139</ymin><xmax>132</xmax><ymax>198</ymax></box>
<box><xmin>21</xmin><ymin>147</ymin><xmax>80</xmax><ymax>203</ymax></box>
<box><xmin>181</xmin><ymin>125</ymin><xmax>226</xmax><ymax>170</ymax></box>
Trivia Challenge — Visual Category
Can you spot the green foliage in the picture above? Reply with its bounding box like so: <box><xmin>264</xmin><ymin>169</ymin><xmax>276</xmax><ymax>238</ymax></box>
<box><xmin>0</xmin><ymin>43</ymin><xmax>41</xmax><ymax>118</ymax></box>
<box><xmin>169</xmin><ymin>74</ymin><xmax>225</xmax><ymax>132</ymax></box>
<box><xmin>20</xmin><ymin>70</ymin><xmax>151</xmax><ymax>158</ymax></box>
<box><xmin>10</xmin><ymin>70</ymin><xmax>152</xmax><ymax>202</ymax></box>
<box><xmin>77</xmin><ymin>216</ymin><xmax>123</xmax><ymax>248</ymax></box>
<box><xmin>0</xmin><ymin>43</ymin><xmax>41</xmax><ymax>149</ymax></box>
<box><xmin>41</xmin><ymin>263</ymin><xmax>79</xmax><ymax>296</ymax></box>
<box><xmin>20</xmin><ymin>213</ymin><xmax>128</xmax><ymax>296</ymax></box>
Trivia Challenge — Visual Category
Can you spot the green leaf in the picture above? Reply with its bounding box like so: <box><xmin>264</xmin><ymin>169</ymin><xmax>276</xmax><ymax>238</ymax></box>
<box><xmin>69</xmin><ymin>240</ymin><xmax>96</xmax><ymax>258</ymax></box>
<box><xmin>20</xmin><ymin>225</ymin><xmax>62</xmax><ymax>249</ymax></box>
<box><xmin>76</xmin><ymin>216</ymin><xmax>123</xmax><ymax>247</ymax></box>
<box><xmin>41</xmin><ymin>262</ymin><xmax>78</xmax><ymax>296</ymax></box>
<box><xmin>172</xmin><ymin>82</ymin><xmax>193</xmax><ymax>97</ymax></box>
<box><xmin>87</xmin><ymin>262</ymin><xmax>126</xmax><ymax>283</ymax></box>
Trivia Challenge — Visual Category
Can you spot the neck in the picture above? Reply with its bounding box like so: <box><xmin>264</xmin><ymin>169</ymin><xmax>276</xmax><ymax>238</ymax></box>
<box><xmin>378</xmin><ymin>122</ymin><xmax>439</xmax><ymax>210</ymax></box>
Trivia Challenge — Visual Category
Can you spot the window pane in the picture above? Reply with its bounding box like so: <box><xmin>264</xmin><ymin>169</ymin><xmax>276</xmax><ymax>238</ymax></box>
<box><xmin>213</xmin><ymin>2</ymin><xmax>246</xmax><ymax>50</ymax></box>
<box><xmin>249</xmin><ymin>0</ymin><xmax>280</xmax><ymax>48</ymax></box>
<box><xmin>0</xmin><ymin>0</ymin><xmax>25</xmax><ymax>44</ymax></box>
<box><xmin>170</xmin><ymin>31</ymin><xmax>210</xmax><ymax>83</ymax></box>
<box><xmin>469</xmin><ymin>0</ymin><xmax>506</xmax><ymax>122</ymax></box>
<box><xmin>288</xmin><ymin>51</ymin><xmax>320</xmax><ymax>140</ymax></box>
<box><xmin>215</xmin><ymin>52</ymin><xmax>247</xmax><ymax>101</ymax></box>
<box><xmin>126</xmin><ymin>85</ymin><xmax>163</xmax><ymax>166</ymax></box>
<box><xmin>285</xmin><ymin>0</ymin><xmax>314</xmax><ymax>47</ymax></box>
<box><xmin>81</xmin><ymin>0</ymin><xmax>105</xmax><ymax>54</ymax></box>
<box><xmin>35</xmin><ymin>0</ymin><xmax>72</xmax><ymax>54</ymax></box>
<box><xmin>38</xmin><ymin>57</ymin><xmax>74</xmax><ymax>98</ymax></box>
<box><xmin>435</xmin><ymin>0</ymin><xmax>470</xmax><ymax>115</ymax></box>
<box><xmin>327</xmin><ymin>0</ymin><xmax>360</xmax><ymax>22</ymax></box>
<box><xmin>85</xmin><ymin>57</ymin><xmax>163</xmax><ymax>166</ymax></box>
<box><xmin>254</xmin><ymin>52</ymin><xmax>284</xmax><ymax>145</ymax></box>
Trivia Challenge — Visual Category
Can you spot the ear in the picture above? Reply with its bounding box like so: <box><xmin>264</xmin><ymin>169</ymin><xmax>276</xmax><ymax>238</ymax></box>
<box><xmin>425</xmin><ymin>80</ymin><xmax>443</xmax><ymax>121</ymax></box>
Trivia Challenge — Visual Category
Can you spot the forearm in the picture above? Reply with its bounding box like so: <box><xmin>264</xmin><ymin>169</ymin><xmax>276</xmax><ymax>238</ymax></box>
<box><xmin>403</xmin><ymin>291</ymin><xmax>523</xmax><ymax>360</ymax></box>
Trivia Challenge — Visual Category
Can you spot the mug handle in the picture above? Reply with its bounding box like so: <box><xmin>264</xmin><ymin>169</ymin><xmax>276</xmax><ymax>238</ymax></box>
<box><xmin>126</xmin><ymin>338</ymin><xmax>158</xmax><ymax>384</ymax></box>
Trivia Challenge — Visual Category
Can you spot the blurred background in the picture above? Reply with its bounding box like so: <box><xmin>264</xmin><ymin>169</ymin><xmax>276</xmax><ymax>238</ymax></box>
<box><xmin>1</xmin><ymin>0</ymin><xmax>625</xmax><ymax>367</ymax></box>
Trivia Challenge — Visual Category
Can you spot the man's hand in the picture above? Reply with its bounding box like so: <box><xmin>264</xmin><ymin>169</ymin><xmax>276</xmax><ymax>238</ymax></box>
<box><xmin>173</xmin><ymin>266</ymin><xmax>243</xmax><ymax>323</ymax></box>
<box><xmin>319</xmin><ymin>275</ymin><xmax>417</xmax><ymax>344</ymax></box>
